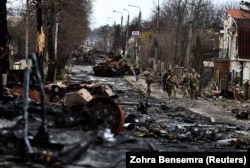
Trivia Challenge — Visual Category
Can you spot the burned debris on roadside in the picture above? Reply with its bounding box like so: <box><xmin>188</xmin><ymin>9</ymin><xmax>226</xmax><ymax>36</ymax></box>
<box><xmin>0</xmin><ymin>52</ymin><xmax>250</xmax><ymax>167</ymax></box>
<box><xmin>0</xmin><ymin>53</ymin><xmax>133</xmax><ymax>167</ymax></box>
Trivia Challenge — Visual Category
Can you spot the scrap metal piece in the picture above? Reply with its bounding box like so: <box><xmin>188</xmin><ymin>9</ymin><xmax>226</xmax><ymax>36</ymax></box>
<box><xmin>13</xmin><ymin>86</ymin><xmax>50</xmax><ymax>103</ymax></box>
<box><xmin>101</xmin><ymin>84</ymin><xmax>117</xmax><ymax>98</ymax></box>
<box><xmin>64</xmin><ymin>88</ymin><xmax>93</xmax><ymax>107</ymax></box>
<box><xmin>44</xmin><ymin>83</ymin><xmax>67</xmax><ymax>102</ymax></box>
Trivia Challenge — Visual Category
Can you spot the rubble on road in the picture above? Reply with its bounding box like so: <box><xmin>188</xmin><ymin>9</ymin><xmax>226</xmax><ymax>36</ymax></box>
<box><xmin>0</xmin><ymin>56</ymin><xmax>250</xmax><ymax>167</ymax></box>
<box><xmin>123</xmin><ymin>75</ymin><xmax>250</xmax><ymax>127</ymax></box>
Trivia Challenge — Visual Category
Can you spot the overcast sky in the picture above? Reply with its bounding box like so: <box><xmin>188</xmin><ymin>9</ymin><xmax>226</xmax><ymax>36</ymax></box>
<box><xmin>7</xmin><ymin>0</ymin><xmax>243</xmax><ymax>29</ymax></box>
<box><xmin>90</xmin><ymin>0</ymin><xmax>158</xmax><ymax>29</ymax></box>
<box><xmin>90</xmin><ymin>0</ymin><xmax>243</xmax><ymax>29</ymax></box>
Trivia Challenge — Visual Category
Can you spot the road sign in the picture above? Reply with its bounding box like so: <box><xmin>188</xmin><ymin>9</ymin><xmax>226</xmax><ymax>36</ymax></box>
<box><xmin>132</xmin><ymin>31</ymin><xmax>140</xmax><ymax>36</ymax></box>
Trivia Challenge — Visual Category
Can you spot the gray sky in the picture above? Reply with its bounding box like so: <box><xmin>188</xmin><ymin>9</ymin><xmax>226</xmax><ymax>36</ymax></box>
<box><xmin>6</xmin><ymin>0</ymin><xmax>157</xmax><ymax>29</ymax></box>
<box><xmin>90</xmin><ymin>0</ymin><xmax>243</xmax><ymax>29</ymax></box>
<box><xmin>7</xmin><ymin>0</ymin><xmax>244</xmax><ymax>29</ymax></box>
<box><xmin>90</xmin><ymin>0</ymin><xmax>158</xmax><ymax>29</ymax></box>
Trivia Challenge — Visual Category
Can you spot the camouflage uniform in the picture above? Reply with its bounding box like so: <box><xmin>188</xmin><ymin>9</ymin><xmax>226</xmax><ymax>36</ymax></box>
<box><xmin>167</xmin><ymin>72</ymin><xmax>178</xmax><ymax>99</ymax></box>
<box><xmin>162</xmin><ymin>69</ymin><xmax>171</xmax><ymax>92</ymax></box>
<box><xmin>189</xmin><ymin>68</ymin><xmax>201</xmax><ymax>100</ymax></box>
<box><xmin>181</xmin><ymin>69</ymin><xmax>190</xmax><ymax>98</ymax></box>
<box><xmin>145</xmin><ymin>69</ymin><xmax>153</xmax><ymax>95</ymax></box>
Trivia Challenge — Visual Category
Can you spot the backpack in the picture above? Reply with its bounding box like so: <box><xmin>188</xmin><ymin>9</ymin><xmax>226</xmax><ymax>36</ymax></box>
<box><xmin>146</xmin><ymin>75</ymin><xmax>153</xmax><ymax>84</ymax></box>
<box><xmin>183</xmin><ymin>74</ymin><xmax>189</xmax><ymax>83</ymax></box>
<box><xmin>190</xmin><ymin>73</ymin><xmax>200</xmax><ymax>83</ymax></box>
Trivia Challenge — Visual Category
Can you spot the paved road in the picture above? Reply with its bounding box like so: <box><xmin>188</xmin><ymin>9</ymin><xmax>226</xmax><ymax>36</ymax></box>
<box><xmin>68</xmin><ymin>64</ymin><xmax>248</xmax><ymax>130</ymax></box>
<box><xmin>123</xmin><ymin>74</ymin><xmax>250</xmax><ymax>128</ymax></box>
<box><xmin>0</xmin><ymin>64</ymin><xmax>249</xmax><ymax>168</ymax></box>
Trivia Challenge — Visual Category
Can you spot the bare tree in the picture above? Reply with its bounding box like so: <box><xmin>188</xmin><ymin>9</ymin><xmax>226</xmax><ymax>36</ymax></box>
<box><xmin>7</xmin><ymin>0</ymin><xmax>93</xmax><ymax>82</ymax></box>
<box><xmin>139</xmin><ymin>0</ymin><xmax>228</xmax><ymax>72</ymax></box>
<box><xmin>0</xmin><ymin>0</ymin><xmax>10</xmax><ymax>99</ymax></box>
<box><xmin>161</xmin><ymin>0</ymin><xmax>189</xmax><ymax>66</ymax></box>
<box><xmin>104</xmin><ymin>0</ymin><xmax>241</xmax><ymax>72</ymax></box>
<box><xmin>44</xmin><ymin>0</ymin><xmax>92</xmax><ymax>82</ymax></box>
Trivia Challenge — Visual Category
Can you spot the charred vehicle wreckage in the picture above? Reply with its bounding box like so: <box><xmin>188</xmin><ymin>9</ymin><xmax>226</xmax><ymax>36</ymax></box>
<box><xmin>93</xmin><ymin>54</ymin><xmax>132</xmax><ymax>77</ymax></box>
<box><xmin>0</xmin><ymin>53</ymin><xmax>250</xmax><ymax>167</ymax></box>
<box><xmin>71</xmin><ymin>48</ymin><xmax>132</xmax><ymax>77</ymax></box>
<box><xmin>0</xmin><ymin>53</ymin><xmax>152</xmax><ymax>167</ymax></box>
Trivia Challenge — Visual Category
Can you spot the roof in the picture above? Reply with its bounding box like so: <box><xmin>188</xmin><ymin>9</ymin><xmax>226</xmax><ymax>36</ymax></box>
<box><xmin>227</xmin><ymin>9</ymin><xmax>250</xmax><ymax>19</ymax></box>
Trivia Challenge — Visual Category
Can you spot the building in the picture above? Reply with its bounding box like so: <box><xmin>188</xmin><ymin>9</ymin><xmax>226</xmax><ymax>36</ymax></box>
<box><xmin>215</xmin><ymin>9</ymin><xmax>250</xmax><ymax>98</ymax></box>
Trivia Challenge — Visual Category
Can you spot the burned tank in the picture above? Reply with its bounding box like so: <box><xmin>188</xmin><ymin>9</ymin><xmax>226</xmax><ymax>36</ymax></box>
<box><xmin>93</xmin><ymin>55</ymin><xmax>131</xmax><ymax>77</ymax></box>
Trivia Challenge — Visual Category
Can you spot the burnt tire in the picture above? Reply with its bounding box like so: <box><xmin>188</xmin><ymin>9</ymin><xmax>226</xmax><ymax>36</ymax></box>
<box><xmin>85</xmin><ymin>97</ymin><xmax>125</xmax><ymax>136</ymax></box>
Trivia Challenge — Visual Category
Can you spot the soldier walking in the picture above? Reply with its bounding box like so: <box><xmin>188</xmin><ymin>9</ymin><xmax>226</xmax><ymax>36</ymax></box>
<box><xmin>134</xmin><ymin>65</ymin><xmax>140</xmax><ymax>82</ymax></box>
<box><xmin>145</xmin><ymin>68</ymin><xmax>153</xmax><ymax>97</ymax></box>
<box><xmin>167</xmin><ymin>71</ymin><xmax>178</xmax><ymax>99</ymax></box>
<box><xmin>162</xmin><ymin>69</ymin><xmax>171</xmax><ymax>92</ymax></box>
<box><xmin>180</xmin><ymin>69</ymin><xmax>190</xmax><ymax>98</ymax></box>
<box><xmin>189</xmin><ymin>68</ymin><xmax>201</xmax><ymax>100</ymax></box>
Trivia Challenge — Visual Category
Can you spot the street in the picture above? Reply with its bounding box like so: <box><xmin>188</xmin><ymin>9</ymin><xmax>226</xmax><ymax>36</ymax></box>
<box><xmin>0</xmin><ymin>63</ymin><xmax>249</xmax><ymax>168</ymax></box>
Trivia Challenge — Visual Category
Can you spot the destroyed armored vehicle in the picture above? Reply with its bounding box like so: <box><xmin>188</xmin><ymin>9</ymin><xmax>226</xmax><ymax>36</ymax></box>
<box><xmin>93</xmin><ymin>55</ymin><xmax>131</xmax><ymax>77</ymax></box>
<box><xmin>3</xmin><ymin>53</ymin><xmax>125</xmax><ymax>136</ymax></box>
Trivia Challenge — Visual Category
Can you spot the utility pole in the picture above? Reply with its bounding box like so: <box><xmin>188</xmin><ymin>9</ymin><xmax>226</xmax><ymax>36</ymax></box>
<box><xmin>123</xmin><ymin>8</ymin><xmax>129</xmax><ymax>57</ymax></box>
<box><xmin>128</xmin><ymin>5</ymin><xmax>141</xmax><ymax>31</ymax></box>
<box><xmin>23</xmin><ymin>0</ymin><xmax>34</xmax><ymax>154</ymax></box>
<box><xmin>154</xmin><ymin>0</ymin><xmax>160</xmax><ymax>72</ymax></box>
<box><xmin>108</xmin><ymin>17</ymin><xmax>116</xmax><ymax>52</ymax></box>
<box><xmin>53</xmin><ymin>14</ymin><xmax>59</xmax><ymax>82</ymax></box>
<box><xmin>184</xmin><ymin>0</ymin><xmax>195</xmax><ymax>69</ymax></box>
<box><xmin>113</xmin><ymin>10</ymin><xmax>123</xmax><ymax>54</ymax></box>
<box><xmin>25</xmin><ymin>0</ymin><xmax>29</xmax><ymax>63</ymax></box>
<box><xmin>138</xmin><ymin>10</ymin><xmax>141</xmax><ymax>32</ymax></box>
<box><xmin>128</xmin><ymin>5</ymin><xmax>141</xmax><ymax>64</ymax></box>
<box><xmin>138</xmin><ymin>10</ymin><xmax>141</xmax><ymax>65</ymax></box>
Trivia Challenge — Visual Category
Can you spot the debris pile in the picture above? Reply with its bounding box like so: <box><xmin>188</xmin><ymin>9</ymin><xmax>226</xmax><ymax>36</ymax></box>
<box><xmin>0</xmin><ymin>53</ymin><xmax>249</xmax><ymax>167</ymax></box>
<box><xmin>0</xmin><ymin>53</ymin><xmax>142</xmax><ymax>167</ymax></box>
<box><xmin>121</xmin><ymin>98</ymin><xmax>250</xmax><ymax>151</ymax></box>
<box><xmin>93</xmin><ymin>55</ymin><xmax>132</xmax><ymax>77</ymax></box>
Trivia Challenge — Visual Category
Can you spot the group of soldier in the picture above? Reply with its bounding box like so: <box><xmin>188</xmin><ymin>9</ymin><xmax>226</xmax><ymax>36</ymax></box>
<box><xmin>162</xmin><ymin>68</ymin><xmax>201</xmax><ymax>100</ymax></box>
<box><xmin>133</xmin><ymin>65</ymin><xmax>201</xmax><ymax>100</ymax></box>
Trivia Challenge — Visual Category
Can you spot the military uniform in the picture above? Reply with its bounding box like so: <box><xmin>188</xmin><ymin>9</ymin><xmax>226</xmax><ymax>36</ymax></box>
<box><xmin>167</xmin><ymin>72</ymin><xmax>178</xmax><ymax>99</ymax></box>
<box><xmin>145</xmin><ymin>70</ymin><xmax>153</xmax><ymax>95</ymax></box>
<box><xmin>181</xmin><ymin>69</ymin><xmax>190</xmax><ymax>98</ymax></box>
<box><xmin>162</xmin><ymin>69</ymin><xmax>171</xmax><ymax>92</ymax></box>
<box><xmin>189</xmin><ymin>69</ymin><xmax>201</xmax><ymax>100</ymax></box>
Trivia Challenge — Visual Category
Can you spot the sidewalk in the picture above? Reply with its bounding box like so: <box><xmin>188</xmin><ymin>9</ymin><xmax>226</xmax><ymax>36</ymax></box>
<box><xmin>123</xmin><ymin>74</ymin><xmax>197</xmax><ymax>99</ymax></box>
<box><xmin>123</xmin><ymin>75</ymin><xmax>250</xmax><ymax>127</ymax></box>
<box><xmin>124</xmin><ymin>74</ymin><xmax>167</xmax><ymax>99</ymax></box>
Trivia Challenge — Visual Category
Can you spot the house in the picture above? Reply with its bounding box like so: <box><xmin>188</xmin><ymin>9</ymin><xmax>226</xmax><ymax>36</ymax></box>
<box><xmin>214</xmin><ymin>9</ymin><xmax>250</xmax><ymax>99</ymax></box>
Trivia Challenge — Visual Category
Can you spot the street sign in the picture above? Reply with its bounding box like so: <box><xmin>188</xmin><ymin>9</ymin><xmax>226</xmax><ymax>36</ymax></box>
<box><xmin>132</xmin><ymin>31</ymin><xmax>140</xmax><ymax>36</ymax></box>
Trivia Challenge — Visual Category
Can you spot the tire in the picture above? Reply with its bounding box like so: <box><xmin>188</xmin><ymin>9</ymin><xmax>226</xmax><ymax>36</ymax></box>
<box><xmin>85</xmin><ymin>97</ymin><xmax>125</xmax><ymax>136</ymax></box>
